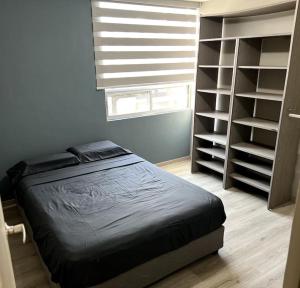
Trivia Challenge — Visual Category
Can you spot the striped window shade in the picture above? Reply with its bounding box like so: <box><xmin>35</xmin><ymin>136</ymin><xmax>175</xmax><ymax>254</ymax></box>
<box><xmin>91</xmin><ymin>0</ymin><xmax>199</xmax><ymax>89</ymax></box>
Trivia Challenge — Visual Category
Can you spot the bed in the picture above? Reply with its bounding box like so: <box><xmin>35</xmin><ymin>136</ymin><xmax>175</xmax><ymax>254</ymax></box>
<box><xmin>9</xmin><ymin>141</ymin><xmax>226</xmax><ymax>288</ymax></box>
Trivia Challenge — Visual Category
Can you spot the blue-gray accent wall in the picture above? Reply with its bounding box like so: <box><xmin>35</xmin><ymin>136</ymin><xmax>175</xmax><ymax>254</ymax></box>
<box><xmin>0</xmin><ymin>0</ymin><xmax>192</xmax><ymax>199</ymax></box>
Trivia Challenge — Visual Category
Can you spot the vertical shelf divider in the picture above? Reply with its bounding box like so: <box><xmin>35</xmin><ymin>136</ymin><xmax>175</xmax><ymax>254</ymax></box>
<box><xmin>224</xmin><ymin>38</ymin><xmax>240</xmax><ymax>188</ymax></box>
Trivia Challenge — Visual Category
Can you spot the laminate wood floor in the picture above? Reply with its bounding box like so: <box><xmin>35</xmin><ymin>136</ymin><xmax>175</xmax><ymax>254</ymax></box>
<box><xmin>3</xmin><ymin>159</ymin><xmax>294</xmax><ymax>288</ymax></box>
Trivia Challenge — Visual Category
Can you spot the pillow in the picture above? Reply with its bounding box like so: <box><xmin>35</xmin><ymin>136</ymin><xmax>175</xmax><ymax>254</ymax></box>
<box><xmin>67</xmin><ymin>140</ymin><xmax>131</xmax><ymax>163</ymax></box>
<box><xmin>7</xmin><ymin>152</ymin><xmax>80</xmax><ymax>185</ymax></box>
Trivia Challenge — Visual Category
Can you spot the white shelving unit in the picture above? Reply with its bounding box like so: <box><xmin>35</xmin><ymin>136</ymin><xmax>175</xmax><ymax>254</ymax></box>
<box><xmin>191</xmin><ymin>5</ymin><xmax>300</xmax><ymax>209</ymax></box>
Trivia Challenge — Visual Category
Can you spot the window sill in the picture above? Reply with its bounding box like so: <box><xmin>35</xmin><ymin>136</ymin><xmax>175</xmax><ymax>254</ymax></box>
<box><xmin>107</xmin><ymin>108</ymin><xmax>192</xmax><ymax>122</ymax></box>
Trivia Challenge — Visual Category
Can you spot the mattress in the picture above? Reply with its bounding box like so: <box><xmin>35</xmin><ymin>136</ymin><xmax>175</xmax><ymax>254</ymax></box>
<box><xmin>16</xmin><ymin>154</ymin><xmax>226</xmax><ymax>288</ymax></box>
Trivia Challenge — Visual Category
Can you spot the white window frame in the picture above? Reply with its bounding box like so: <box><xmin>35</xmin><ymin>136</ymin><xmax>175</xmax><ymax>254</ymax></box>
<box><xmin>105</xmin><ymin>83</ymin><xmax>193</xmax><ymax>121</ymax></box>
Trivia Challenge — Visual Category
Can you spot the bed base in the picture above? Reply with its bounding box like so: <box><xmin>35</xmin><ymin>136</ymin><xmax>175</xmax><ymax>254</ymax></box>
<box><xmin>19</xmin><ymin>205</ymin><xmax>224</xmax><ymax>288</ymax></box>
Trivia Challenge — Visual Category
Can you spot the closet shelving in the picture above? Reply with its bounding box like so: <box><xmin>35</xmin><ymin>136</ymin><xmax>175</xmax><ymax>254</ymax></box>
<box><xmin>192</xmin><ymin>7</ymin><xmax>298</xmax><ymax>209</ymax></box>
<box><xmin>192</xmin><ymin>16</ymin><xmax>236</xmax><ymax>176</ymax></box>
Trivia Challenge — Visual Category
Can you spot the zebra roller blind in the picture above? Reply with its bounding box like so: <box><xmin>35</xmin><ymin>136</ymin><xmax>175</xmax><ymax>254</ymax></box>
<box><xmin>91</xmin><ymin>0</ymin><xmax>199</xmax><ymax>89</ymax></box>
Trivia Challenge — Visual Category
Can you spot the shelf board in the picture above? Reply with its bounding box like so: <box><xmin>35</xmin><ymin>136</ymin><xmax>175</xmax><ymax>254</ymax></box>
<box><xmin>235</xmin><ymin>92</ymin><xmax>283</xmax><ymax>102</ymax></box>
<box><xmin>231</xmin><ymin>142</ymin><xmax>275</xmax><ymax>161</ymax></box>
<box><xmin>195</xmin><ymin>133</ymin><xmax>227</xmax><ymax>146</ymax></box>
<box><xmin>196</xmin><ymin>160</ymin><xmax>224</xmax><ymax>174</ymax></box>
<box><xmin>233</xmin><ymin>117</ymin><xmax>279</xmax><ymax>132</ymax></box>
<box><xmin>196</xmin><ymin>111</ymin><xmax>229</xmax><ymax>121</ymax></box>
<box><xmin>199</xmin><ymin>33</ymin><xmax>292</xmax><ymax>43</ymax></box>
<box><xmin>198</xmin><ymin>65</ymin><xmax>234</xmax><ymax>69</ymax></box>
<box><xmin>238</xmin><ymin>65</ymin><xmax>287</xmax><ymax>70</ymax></box>
<box><xmin>231</xmin><ymin>158</ymin><xmax>273</xmax><ymax>177</ymax></box>
<box><xmin>231</xmin><ymin>173</ymin><xmax>270</xmax><ymax>193</ymax></box>
<box><xmin>196</xmin><ymin>147</ymin><xmax>226</xmax><ymax>160</ymax></box>
<box><xmin>199</xmin><ymin>37</ymin><xmax>236</xmax><ymax>42</ymax></box>
<box><xmin>197</xmin><ymin>88</ymin><xmax>232</xmax><ymax>95</ymax></box>
<box><xmin>240</xmin><ymin>32</ymin><xmax>292</xmax><ymax>39</ymax></box>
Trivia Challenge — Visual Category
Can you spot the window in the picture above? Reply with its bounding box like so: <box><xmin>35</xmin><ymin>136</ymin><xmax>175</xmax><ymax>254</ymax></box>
<box><xmin>91</xmin><ymin>0</ymin><xmax>199</xmax><ymax>119</ymax></box>
<box><xmin>106</xmin><ymin>83</ymin><xmax>191</xmax><ymax>120</ymax></box>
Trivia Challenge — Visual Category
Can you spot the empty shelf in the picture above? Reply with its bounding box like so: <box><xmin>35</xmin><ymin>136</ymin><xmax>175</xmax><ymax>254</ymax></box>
<box><xmin>235</xmin><ymin>92</ymin><xmax>283</xmax><ymax>102</ymax></box>
<box><xmin>196</xmin><ymin>160</ymin><xmax>224</xmax><ymax>174</ymax></box>
<box><xmin>238</xmin><ymin>65</ymin><xmax>287</xmax><ymax>70</ymax></box>
<box><xmin>196</xmin><ymin>147</ymin><xmax>226</xmax><ymax>160</ymax></box>
<box><xmin>198</xmin><ymin>65</ymin><xmax>234</xmax><ymax>69</ymax></box>
<box><xmin>233</xmin><ymin>117</ymin><xmax>279</xmax><ymax>131</ymax></box>
<box><xmin>231</xmin><ymin>158</ymin><xmax>273</xmax><ymax>177</ymax></box>
<box><xmin>231</xmin><ymin>142</ymin><xmax>275</xmax><ymax>161</ymax></box>
<box><xmin>231</xmin><ymin>172</ymin><xmax>270</xmax><ymax>193</ymax></box>
<box><xmin>197</xmin><ymin>88</ymin><xmax>231</xmax><ymax>95</ymax></box>
<box><xmin>194</xmin><ymin>133</ymin><xmax>227</xmax><ymax>146</ymax></box>
<box><xmin>196</xmin><ymin>111</ymin><xmax>229</xmax><ymax>121</ymax></box>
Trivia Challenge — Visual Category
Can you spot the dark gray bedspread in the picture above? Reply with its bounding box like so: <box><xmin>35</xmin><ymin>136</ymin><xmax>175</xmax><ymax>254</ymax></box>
<box><xmin>17</xmin><ymin>154</ymin><xmax>226</xmax><ymax>288</ymax></box>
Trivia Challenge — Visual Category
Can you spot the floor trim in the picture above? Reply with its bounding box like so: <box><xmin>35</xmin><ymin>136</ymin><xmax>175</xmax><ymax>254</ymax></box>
<box><xmin>156</xmin><ymin>156</ymin><xmax>191</xmax><ymax>167</ymax></box>
<box><xmin>2</xmin><ymin>199</ymin><xmax>17</xmax><ymax>210</ymax></box>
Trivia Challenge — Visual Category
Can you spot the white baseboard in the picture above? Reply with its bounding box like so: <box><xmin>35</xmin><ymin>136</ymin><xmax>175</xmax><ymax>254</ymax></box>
<box><xmin>2</xmin><ymin>199</ymin><xmax>17</xmax><ymax>210</ymax></box>
<box><xmin>156</xmin><ymin>156</ymin><xmax>191</xmax><ymax>167</ymax></box>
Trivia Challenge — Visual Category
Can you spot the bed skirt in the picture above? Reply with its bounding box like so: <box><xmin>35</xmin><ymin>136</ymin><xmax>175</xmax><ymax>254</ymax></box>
<box><xmin>19</xmin><ymin>204</ymin><xmax>224</xmax><ymax>288</ymax></box>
